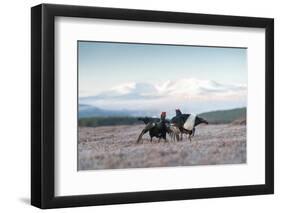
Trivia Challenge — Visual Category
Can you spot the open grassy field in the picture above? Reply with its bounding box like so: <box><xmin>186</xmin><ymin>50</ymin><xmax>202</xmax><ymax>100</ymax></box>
<box><xmin>78</xmin><ymin>124</ymin><xmax>246</xmax><ymax>170</ymax></box>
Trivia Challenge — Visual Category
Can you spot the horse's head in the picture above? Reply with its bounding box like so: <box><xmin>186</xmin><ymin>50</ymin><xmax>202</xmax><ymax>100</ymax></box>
<box><xmin>175</xmin><ymin>109</ymin><xmax>182</xmax><ymax>116</ymax></box>
<box><xmin>138</xmin><ymin>117</ymin><xmax>150</xmax><ymax>124</ymax></box>
<box><xmin>195</xmin><ymin>116</ymin><xmax>208</xmax><ymax>126</ymax></box>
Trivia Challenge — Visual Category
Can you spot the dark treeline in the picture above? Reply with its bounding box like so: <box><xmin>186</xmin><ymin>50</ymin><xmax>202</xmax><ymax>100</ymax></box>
<box><xmin>78</xmin><ymin>107</ymin><xmax>246</xmax><ymax>127</ymax></box>
<box><xmin>78</xmin><ymin>116</ymin><xmax>142</xmax><ymax>127</ymax></box>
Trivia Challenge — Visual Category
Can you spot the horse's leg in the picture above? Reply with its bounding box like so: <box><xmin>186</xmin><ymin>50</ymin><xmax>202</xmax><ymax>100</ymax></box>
<box><xmin>174</xmin><ymin>133</ymin><xmax>178</xmax><ymax>142</ymax></box>
<box><xmin>170</xmin><ymin>133</ymin><xmax>174</xmax><ymax>142</ymax></box>
<box><xmin>171</xmin><ymin>132</ymin><xmax>175</xmax><ymax>142</ymax></box>
<box><xmin>136</xmin><ymin>129</ymin><xmax>148</xmax><ymax>143</ymax></box>
<box><xmin>188</xmin><ymin>134</ymin><xmax>192</xmax><ymax>142</ymax></box>
<box><xmin>163</xmin><ymin>134</ymin><xmax>167</xmax><ymax>142</ymax></box>
<box><xmin>192</xmin><ymin>128</ymin><xmax>196</xmax><ymax>137</ymax></box>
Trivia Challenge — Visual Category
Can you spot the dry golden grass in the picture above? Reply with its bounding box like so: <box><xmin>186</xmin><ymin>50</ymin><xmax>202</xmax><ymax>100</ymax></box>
<box><xmin>78</xmin><ymin>124</ymin><xmax>246</xmax><ymax>170</ymax></box>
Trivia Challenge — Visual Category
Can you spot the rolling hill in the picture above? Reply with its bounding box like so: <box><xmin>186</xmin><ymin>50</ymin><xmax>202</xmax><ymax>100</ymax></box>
<box><xmin>199</xmin><ymin>107</ymin><xmax>246</xmax><ymax>124</ymax></box>
<box><xmin>79</xmin><ymin>104</ymin><xmax>132</xmax><ymax>118</ymax></box>
<box><xmin>79</xmin><ymin>104</ymin><xmax>156</xmax><ymax>118</ymax></box>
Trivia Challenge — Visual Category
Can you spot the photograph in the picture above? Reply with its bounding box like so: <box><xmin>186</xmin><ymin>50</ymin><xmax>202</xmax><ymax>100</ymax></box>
<box><xmin>78</xmin><ymin>41</ymin><xmax>247</xmax><ymax>170</ymax></box>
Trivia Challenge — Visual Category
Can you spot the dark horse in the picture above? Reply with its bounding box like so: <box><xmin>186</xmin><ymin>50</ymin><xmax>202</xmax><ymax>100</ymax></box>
<box><xmin>137</xmin><ymin>112</ymin><xmax>169</xmax><ymax>143</ymax></box>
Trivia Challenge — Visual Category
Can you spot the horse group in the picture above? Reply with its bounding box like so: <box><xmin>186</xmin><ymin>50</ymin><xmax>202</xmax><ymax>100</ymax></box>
<box><xmin>136</xmin><ymin>109</ymin><xmax>208</xmax><ymax>143</ymax></box>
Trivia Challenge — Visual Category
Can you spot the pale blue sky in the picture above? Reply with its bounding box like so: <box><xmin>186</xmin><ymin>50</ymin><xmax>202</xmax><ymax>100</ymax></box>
<box><xmin>78</xmin><ymin>41</ymin><xmax>247</xmax><ymax>97</ymax></box>
<box><xmin>78</xmin><ymin>41</ymin><xmax>247</xmax><ymax>113</ymax></box>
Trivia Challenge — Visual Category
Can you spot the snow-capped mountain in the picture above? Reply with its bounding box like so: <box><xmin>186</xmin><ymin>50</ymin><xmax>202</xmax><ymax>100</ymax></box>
<box><xmin>155</xmin><ymin>78</ymin><xmax>246</xmax><ymax>98</ymax></box>
<box><xmin>79</xmin><ymin>78</ymin><xmax>247</xmax><ymax>114</ymax></box>
<box><xmin>89</xmin><ymin>82</ymin><xmax>159</xmax><ymax>100</ymax></box>
<box><xmin>81</xmin><ymin>78</ymin><xmax>246</xmax><ymax>100</ymax></box>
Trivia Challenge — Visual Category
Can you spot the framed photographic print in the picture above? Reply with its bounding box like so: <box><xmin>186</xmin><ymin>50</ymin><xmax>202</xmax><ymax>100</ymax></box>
<box><xmin>31</xmin><ymin>3</ymin><xmax>274</xmax><ymax>209</ymax></box>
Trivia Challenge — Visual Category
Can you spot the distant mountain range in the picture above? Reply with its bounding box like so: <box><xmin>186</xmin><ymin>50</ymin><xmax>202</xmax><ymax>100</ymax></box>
<box><xmin>79</xmin><ymin>104</ymin><xmax>156</xmax><ymax>118</ymax></box>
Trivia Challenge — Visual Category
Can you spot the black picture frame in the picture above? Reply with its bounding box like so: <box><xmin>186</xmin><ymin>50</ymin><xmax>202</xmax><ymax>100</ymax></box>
<box><xmin>31</xmin><ymin>3</ymin><xmax>274</xmax><ymax>209</ymax></box>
